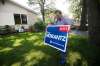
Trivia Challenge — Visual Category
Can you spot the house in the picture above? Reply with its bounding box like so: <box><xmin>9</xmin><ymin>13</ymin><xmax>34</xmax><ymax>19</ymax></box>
<box><xmin>0</xmin><ymin>0</ymin><xmax>38</xmax><ymax>31</ymax></box>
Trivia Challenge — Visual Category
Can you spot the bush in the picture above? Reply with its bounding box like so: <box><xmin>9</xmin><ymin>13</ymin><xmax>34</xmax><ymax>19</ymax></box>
<box><xmin>0</xmin><ymin>25</ymin><xmax>16</xmax><ymax>35</ymax></box>
<box><xmin>33</xmin><ymin>20</ymin><xmax>46</xmax><ymax>32</ymax></box>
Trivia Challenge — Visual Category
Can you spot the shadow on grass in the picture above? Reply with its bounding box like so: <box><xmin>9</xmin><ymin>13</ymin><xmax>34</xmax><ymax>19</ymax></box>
<box><xmin>0</xmin><ymin>32</ymin><xmax>62</xmax><ymax>66</ymax></box>
<box><xmin>0</xmin><ymin>32</ymin><xmax>99</xmax><ymax>66</ymax></box>
<box><xmin>67</xmin><ymin>35</ymin><xmax>100</xmax><ymax>66</ymax></box>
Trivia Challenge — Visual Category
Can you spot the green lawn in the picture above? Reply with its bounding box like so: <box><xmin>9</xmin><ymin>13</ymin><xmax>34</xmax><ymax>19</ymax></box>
<box><xmin>0</xmin><ymin>32</ymin><xmax>98</xmax><ymax>66</ymax></box>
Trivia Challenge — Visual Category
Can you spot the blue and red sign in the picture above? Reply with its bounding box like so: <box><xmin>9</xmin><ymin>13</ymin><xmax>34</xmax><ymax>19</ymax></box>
<box><xmin>44</xmin><ymin>25</ymin><xmax>70</xmax><ymax>52</ymax></box>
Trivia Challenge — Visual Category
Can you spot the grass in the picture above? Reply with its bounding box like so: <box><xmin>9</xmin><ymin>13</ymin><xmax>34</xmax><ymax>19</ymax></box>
<box><xmin>0</xmin><ymin>32</ymin><xmax>99</xmax><ymax>66</ymax></box>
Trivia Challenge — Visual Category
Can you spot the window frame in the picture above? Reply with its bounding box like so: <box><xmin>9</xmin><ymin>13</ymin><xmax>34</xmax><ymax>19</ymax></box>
<box><xmin>14</xmin><ymin>14</ymin><xmax>27</xmax><ymax>25</ymax></box>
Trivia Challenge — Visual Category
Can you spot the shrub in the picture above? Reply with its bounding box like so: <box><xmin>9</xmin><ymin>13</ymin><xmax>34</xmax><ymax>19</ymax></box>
<box><xmin>33</xmin><ymin>20</ymin><xmax>46</xmax><ymax>32</ymax></box>
<box><xmin>0</xmin><ymin>25</ymin><xmax>16</xmax><ymax>35</ymax></box>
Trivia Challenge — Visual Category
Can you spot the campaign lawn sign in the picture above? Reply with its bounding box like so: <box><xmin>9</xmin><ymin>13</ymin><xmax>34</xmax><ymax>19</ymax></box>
<box><xmin>44</xmin><ymin>25</ymin><xmax>70</xmax><ymax>52</ymax></box>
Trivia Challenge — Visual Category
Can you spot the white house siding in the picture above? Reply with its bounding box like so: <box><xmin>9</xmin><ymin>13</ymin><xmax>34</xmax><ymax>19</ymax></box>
<box><xmin>27</xmin><ymin>12</ymin><xmax>38</xmax><ymax>25</ymax></box>
<box><xmin>0</xmin><ymin>0</ymin><xmax>37</xmax><ymax>30</ymax></box>
<box><xmin>0</xmin><ymin>12</ymin><xmax>15</xmax><ymax>26</ymax></box>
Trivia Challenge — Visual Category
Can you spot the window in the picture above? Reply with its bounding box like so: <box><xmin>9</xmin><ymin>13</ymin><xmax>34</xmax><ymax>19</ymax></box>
<box><xmin>21</xmin><ymin>14</ymin><xmax>27</xmax><ymax>24</ymax></box>
<box><xmin>14</xmin><ymin>14</ymin><xmax>21</xmax><ymax>24</ymax></box>
<box><xmin>14</xmin><ymin>14</ymin><xmax>27</xmax><ymax>24</ymax></box>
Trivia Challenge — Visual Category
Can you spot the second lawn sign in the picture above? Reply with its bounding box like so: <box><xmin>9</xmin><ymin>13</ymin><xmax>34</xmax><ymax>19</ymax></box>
<box><xmin>44</xmin><ymin>25</ymin><xmax>70</xmax><ymax>52</ymax></box>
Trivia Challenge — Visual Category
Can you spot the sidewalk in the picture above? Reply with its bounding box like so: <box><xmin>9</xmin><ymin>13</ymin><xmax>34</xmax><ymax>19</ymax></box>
<box><xmin>70</xmin><ymin>30</ymin><xmax>88</xmax><ymax>37</ymax></box>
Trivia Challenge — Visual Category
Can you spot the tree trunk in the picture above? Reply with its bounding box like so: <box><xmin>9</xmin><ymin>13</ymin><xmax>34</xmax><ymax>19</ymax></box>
<box><xmin>40</xmin><ymin>0</ymin><xmax>45</xmax><ymax>23</ymax></box>
<box><xmin>80</xmin><ymin>0</ymin><xmax>87</xmax><ymax>31</ymax></box>
<box><xmin>87</xmin><ymin>0</ymin><xmax>100</xmax><ymax>65</ymax></box>
<box><xmin>40</xmin><ymin>6</ymin><xmax>45</xmax><ymax>23</ymax></box>
<box><xmin>87</xmin><ymin>0</ymin><xmax>100</xmax><ymax>45</ymax></box>
<box><xmin>42</xmin><ymin>5</ymin><xmax>45</xmax><ymax>23</ymax></box>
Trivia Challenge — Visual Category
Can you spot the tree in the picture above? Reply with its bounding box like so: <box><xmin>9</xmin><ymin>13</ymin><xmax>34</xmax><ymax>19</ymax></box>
<box><xmin>87</xmin><ymin>0</ymin><xmax>100</xmax><ymax>45</ymax></box>
<box><xmin>69</xmin><ymin>0</ymin><xmax>88</xmax><ymax>30</ymax></box>
<box><xmin>28</xmin><ymin>0</ymin><xmax>54</xmax><ymax>23</ymax></box>
<box><xmin>28</xmin><ymin>0</ymin><xmax>45</xmax><ymax>23</ymax></box>
<box><xmin>45</xmin><ymin>8</ymin><xmax>56</xmax><ymax>24</ymax></box>
<box><xmin>87</xmin><ymin>0</ymin><xmax>100</xmax><ymax>65</ymax></box>
<box><xmin>70</xmin><ymin>0</ymin><xmax>100</xmax><ymax>65</ymax></box>
<box><xmin>80</xmin><ymin>0</ymin><xmax>87</xmax><ymax>31</ymax></box>
<box><xmin>70</xmin><ymin>0</ymin><xmax>100</xmax><ymax>45</ymax></box>
<box><xmin>69</xmin><ymin>0</ymin><xmax>82</xmax><ymax>23</ymax></box>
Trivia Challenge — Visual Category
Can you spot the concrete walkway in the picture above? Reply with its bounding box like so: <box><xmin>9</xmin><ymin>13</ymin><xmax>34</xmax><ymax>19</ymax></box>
<box><xmin>70</xmin><ymin>30</ymin><xmax>88</xmax><ymax>37</ymax></box>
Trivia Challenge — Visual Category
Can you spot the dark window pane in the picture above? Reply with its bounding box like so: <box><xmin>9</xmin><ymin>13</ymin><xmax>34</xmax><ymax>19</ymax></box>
<box><xmin>21</xmin><ymin>14</ymin><xmax>27</xmax><ymax>24</ymax></box>
<box><xmin>14</xmin><ymin>14</ymin><xmax>21</xmax><ymax>24</ymax></box>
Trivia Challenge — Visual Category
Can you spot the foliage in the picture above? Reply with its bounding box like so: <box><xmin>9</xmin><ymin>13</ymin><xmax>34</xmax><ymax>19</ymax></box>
<box><xmin>0</xmin><ymin>25</ymin><xmax>15</xmax><ymax>35</ymax></box>
<box><xmin>44</xmin><ymin>8</ymin><xmax>57</xmax><ymax>24</ymax></box>
<box><xmin>69</xmin><ymin>0</ymin><xmax>82</xmax><ymax>23</ymax></box>
<box><xmin>33</xmin><ymin>20</ymin><xmax>46</xmax><ymax>32</ymax></box>
<box><xmin>28</xmin><ymin>0</ymin><xmax>45</xmax><ymax>22</ymax></box>
<box><xmin>45</xmin><ymin>13</ymin><xmax>55</xmax><ymax>24</ymax></box>
<box><xmin>28</xmin><ymin>0</ymin><xmax>54</xmax><ymax>23</ymax></box>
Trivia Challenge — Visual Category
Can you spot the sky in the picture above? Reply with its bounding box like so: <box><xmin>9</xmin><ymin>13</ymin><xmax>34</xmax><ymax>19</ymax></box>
<box><xmin>12</xmin><ymin>0</ymin><xmax>71</xmax><ymax>16</ymax></box>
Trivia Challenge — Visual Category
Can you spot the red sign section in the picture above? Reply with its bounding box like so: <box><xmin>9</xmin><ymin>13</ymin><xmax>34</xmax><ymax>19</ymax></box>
<box><xmin>59</xmin><ymin>25</ymin><xmax>70</xmax><ymax>32</ymax></box>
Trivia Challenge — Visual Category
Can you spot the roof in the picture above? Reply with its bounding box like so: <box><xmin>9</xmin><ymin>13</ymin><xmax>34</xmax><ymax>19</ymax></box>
<box><xmin>8</xmin><ymin>0</ymin><xmax>38</xmax><ymax>15</ymax></box>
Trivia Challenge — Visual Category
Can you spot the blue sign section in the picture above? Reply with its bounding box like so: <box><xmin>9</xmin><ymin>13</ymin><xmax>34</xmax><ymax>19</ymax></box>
<box><xmin>44</xmin><ymin>25</ymin><xmax>70</xmax><ymax>52</ymax></box>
